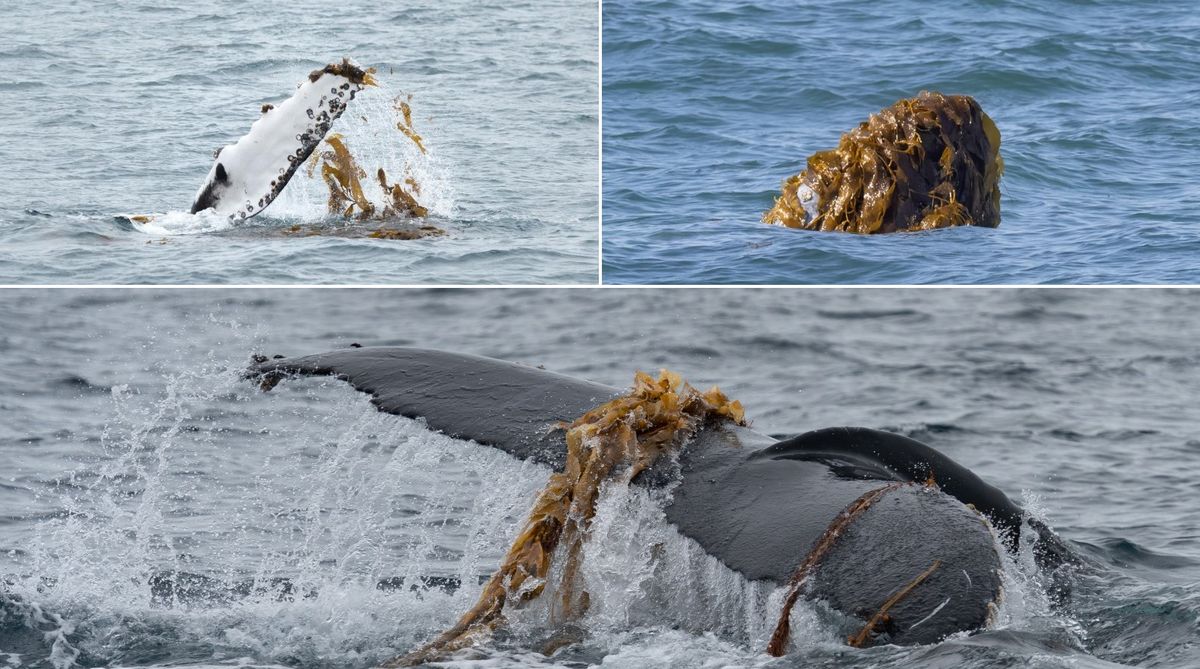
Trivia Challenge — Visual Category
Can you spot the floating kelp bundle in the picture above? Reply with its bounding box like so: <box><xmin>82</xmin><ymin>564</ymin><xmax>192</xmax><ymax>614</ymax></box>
<box><xmin>763</xmin><ymin>92</ymin><xmax>1003</xmax><ymax>234</ymax></box>
<box><xmin>280</xmin><ymin>221</ymin><xmax>445</xmax><ymax>240</ymax></box>
<box><xmin>390</xmin><ymin>370</ymin><xmax>746</xmax><ymax>667</ymax></box>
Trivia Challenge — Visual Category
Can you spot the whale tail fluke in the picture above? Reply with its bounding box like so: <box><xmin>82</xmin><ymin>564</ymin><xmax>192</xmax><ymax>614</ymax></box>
<box><xmin>246</xmin><ymin>346</ymin><xmax>621</xmax><ymax>469</ymax></box>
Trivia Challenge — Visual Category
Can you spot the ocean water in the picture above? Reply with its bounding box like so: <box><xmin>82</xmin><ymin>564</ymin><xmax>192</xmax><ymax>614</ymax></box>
<box><xmin>2</xmin><ymin>288</ymin><xmax>1198</xmax><ymax>668</ymax></box>
<box><xmin>602</xmin><ymin>0</ymin><xmax>1200</xmax><ymax>284</ymax></box>
<box><xmin>0</xmin><ymin>0</ymin><xmax>597</xmax><ymax>284</ymax></box>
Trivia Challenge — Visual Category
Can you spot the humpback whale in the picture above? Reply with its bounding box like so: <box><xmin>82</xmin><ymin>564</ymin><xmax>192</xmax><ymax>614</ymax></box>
<box><xmin>763</xmin><ymin>92</ymin><xmax>1003</xmax><ymax>233</ymax></box>
<box><xmin>189</xmin><ymin>59</ymin><xmax>377</xmax><ymax>220</ymax></box>
<box><xmin>246</xmin><ymin>347</ymin><xmax>1069</xmax><ymax>659</ymax></box>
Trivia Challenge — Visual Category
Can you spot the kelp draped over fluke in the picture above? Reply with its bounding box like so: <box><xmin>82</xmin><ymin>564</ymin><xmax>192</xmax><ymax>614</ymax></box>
<box><xmin>304</xmin><ymin>93</ymin><xmax>438</xmax><ymax>235</ymax></box>
<box><xmin>763</xmin><ymin>92</ymin><xmax>1003</xmax><ymax>234</ymax></box>
<box><xmin>389</xmin><ymin>370</ymin><xmax>746</xmax><ymax>667</ymax></box>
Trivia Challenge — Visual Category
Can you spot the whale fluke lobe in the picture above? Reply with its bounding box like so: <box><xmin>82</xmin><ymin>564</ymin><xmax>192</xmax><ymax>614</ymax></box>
<box><xmin>763</xmin><ymin>91</ymin><xmax>1003</xmax><ymax>233</ymax></box>
<box><xmin>246</xmin><ymin>347</ymin><xmax>1066</xmax><ymax>655</ymax></box>
<box><xmin>188</xmin><ymin>58</ymin><xmax>377</xmax><ymax>219</ymax></box>
<box><xmin>246</xmin><ymin>347</ymin><xmax>620</xmax><ymax>468</ymax></box>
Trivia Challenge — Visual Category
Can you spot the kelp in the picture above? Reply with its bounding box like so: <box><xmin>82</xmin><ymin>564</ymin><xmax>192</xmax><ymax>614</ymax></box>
<box><xmin>280</xmin><ymin>222</ymin><xmax>444</xmax><ymax>240</ymax></box>
<box><xmin>847</xmin><ymin>560</ymin><xmax>941</xmax><ymax>648</ymax></box>
<box><xmin>308</xmin><ymin>57</ymin><xmax>378</xmax><ymax>87</ymax></box>
<box><xmin>395</xmin><ymin>96</ymin><xmax>427</xmax><ymax>155</ymax></box>
<box><xmin>306</xmin><ymin>94</ymin><xmax>434</xmax><ymax>225</ymax></box>
<box><xmin>766</xmin><ymin>482</ymin><xmax>903</xmax><ymax>656</ymax></box>
<box><xmin>312</xmin><ymin>134</ymin><xmax>376</xmax><ymax>219</ymax></box>
<box><xmin>388</xmin><ymin>370</ymin><xmax>746</xmax><ymax>667</ymax></box>
<box><xmin>763</xmin><ymin>92</ymin><xmax>1003</xmax><ymax>234</ymax></box>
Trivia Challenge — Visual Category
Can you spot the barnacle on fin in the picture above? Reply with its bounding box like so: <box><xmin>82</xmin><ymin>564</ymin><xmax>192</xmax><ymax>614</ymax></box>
<box><xmin>763</xmin><ymin>92</ymin><xmax>1003</xmax><ymax>234</ymax></box>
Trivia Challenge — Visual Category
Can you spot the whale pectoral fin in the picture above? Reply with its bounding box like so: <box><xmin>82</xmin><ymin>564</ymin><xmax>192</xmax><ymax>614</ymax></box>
<box><xmin>189</xmin><ymin>59</ymin><xmax>375</xmax><ymax>220</ymax></box>
<box><xmin>245</xmin><ymin>346</ymin><xmax>621</xmax><ymax>469</ymax></box>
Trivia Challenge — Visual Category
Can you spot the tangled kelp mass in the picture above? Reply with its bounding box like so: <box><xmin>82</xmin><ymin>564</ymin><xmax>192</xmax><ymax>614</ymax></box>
<box><xmin>763</xmin><ymin>92</ymin><xmax>1003</xmax><ymax>234</ymax></box>
<box><xmin>391</xmin><ymin>370</ymin><xmax>746</xmax><ymax>666</ymax></box>
<box><xmin>279</xmin><ymin>221</ymin><xmax>444</xmax><ymax>240</ymax></box>
<box><xmin>305</xmin><ymin>95</ymin><xmax>433</xmax><ymax>224</ymax></box>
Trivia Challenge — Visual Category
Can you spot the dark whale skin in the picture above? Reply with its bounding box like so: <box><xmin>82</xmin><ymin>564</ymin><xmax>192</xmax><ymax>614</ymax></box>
<box><xmin>246</xmin><ymin>346</ymin><xmax>1033</xmax><ymax>647</ymax></box>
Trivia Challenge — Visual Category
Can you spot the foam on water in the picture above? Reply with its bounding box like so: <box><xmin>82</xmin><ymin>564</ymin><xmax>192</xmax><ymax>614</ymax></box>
<box><xmin>124</xmin><ymin>210</ymin><xmax>237</xmax><ymax>237</ymax></box>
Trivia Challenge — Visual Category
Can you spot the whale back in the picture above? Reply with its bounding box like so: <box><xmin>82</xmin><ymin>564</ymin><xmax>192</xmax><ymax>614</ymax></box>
<box><xmin>190</xmin><ymin>59</ymin><xmax>375</xmax><ymax>219</ymax></box>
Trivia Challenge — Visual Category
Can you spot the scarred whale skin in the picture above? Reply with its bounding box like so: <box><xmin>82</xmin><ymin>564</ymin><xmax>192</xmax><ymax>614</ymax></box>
<box><xmin>247</xmin><ymin>347</ymin><xmax>1068</xmax><ymax>648</ymax></box>
<box><xmin>190</xmin><ymin>59</ymin><xmax>376</xmax><ymax>220</ymax></box>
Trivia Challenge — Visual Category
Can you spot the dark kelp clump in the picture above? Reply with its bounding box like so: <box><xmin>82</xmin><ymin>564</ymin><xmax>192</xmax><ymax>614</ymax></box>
<box><xmin>763</xmin><ymin>92</ymin><xmax>1003</xmax><ymax>234</ymax></box>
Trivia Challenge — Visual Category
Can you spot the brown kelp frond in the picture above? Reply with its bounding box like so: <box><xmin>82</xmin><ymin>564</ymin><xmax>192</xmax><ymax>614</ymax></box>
<box><xmin>279</xmin><ymin>222</ymin><xmax>445</xmax><ymax>240</ymax></box>
<box><xmin>308</xmin><ymin>57</ymin><xmax>378</xmax><ymax>86</ymax></box>
<box><xmin>395</xmin><ymin>96</ymin><xmax>427</xmax><ymax>155</ymax></box>
<box><xmin>377</xmin><ymin>168</ymin><xmax>429</xmax><ymax>218</ymax></box>
<box><xmin>762</xmin><ymin>91</ymin><xmax>1003</xmax><ymax>234</ymax></box>
<box><xmin>389</xmin><ymin>371</ymin><xmax>747</xmax><ymax>667</ymax></box>
<box><xmin>307</xmin><ymin>97</ymin><xmax>434</xmax><ymax>224</ymax></box>
<box><xmin>315</xmin><ymin>134</ymin><xmax>375</xmax><ymax>219</ymax></box>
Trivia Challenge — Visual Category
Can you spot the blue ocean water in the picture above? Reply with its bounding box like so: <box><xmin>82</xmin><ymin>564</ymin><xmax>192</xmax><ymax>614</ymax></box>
<box><xmin>602</xmin><ymin>0</ymin><xmax>1200</xmax><ymax>284</ymax></box>
<box><xmin>0</xmin><ymin>0</ymin><xmax>597</xmax><ymax>284</ymax></box>
<box><xmin>2</xmin><ymin>288</ymin><xmax>1198</xmax><ymax>668</ymax></box>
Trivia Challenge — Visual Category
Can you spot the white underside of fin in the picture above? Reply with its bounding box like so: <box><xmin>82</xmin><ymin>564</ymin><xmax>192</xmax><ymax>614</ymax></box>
<box><xmin>191</xmin><ymin>67</ymin><xmax>368</xmax><ymax>220</ymax></box>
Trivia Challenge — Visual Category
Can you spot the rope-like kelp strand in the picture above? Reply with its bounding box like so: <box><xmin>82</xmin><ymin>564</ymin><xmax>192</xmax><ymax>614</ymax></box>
<box><xmin>766</xmin><ymin>482</ymin><xmax>905</xmax><ymax>656</ymax></box>
<box><xmin>847</xmin><ymin>560</ymin><xmax>941</xmax><ymax>647</ymax></box>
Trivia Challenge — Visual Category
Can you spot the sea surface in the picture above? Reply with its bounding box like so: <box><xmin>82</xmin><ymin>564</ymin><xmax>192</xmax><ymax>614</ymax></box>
<box><xmin>2</xmin><ymin>288</ymin><xmax>1198</xmax><ymax>668</ymax></box>
<box><xmin>0</xmin><ymin>1</ymin><xmax>598</xmax><ymax>284</ymax></box>
<box><xmin>602</xmin><ymin>0</ymin><xmax>1200</xmax><ymax>284</ymax></box>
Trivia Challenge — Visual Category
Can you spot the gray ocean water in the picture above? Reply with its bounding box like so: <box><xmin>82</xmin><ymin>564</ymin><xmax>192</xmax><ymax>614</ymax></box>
<box><xmin>0</xmin><ymin>1</ymin><xmax>597</xmax><ymax>284</ymax></box>
<box><xmin>2</xmin><ymin>288</ymin><xmax>1198</xmax><ymax>668</ymax></box>
<box><xmin>602</xmin><ymin>0</ymin><xmax>1200</xmax><ymax>284</ymax></box>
